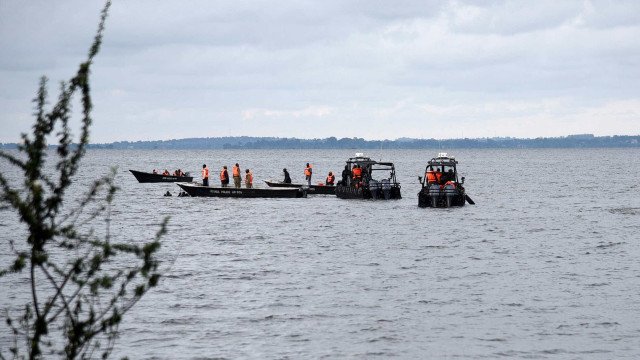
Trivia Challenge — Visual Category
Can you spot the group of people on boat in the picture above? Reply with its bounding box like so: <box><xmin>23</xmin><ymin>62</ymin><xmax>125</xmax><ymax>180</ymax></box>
<box><xmin>201</xmin><ymin>163</ymin><xmax>254</xmax><ymax>188</ymax></box>
<box><xmin>424</xmin><ymin>166</ymin><xmax>457</xmax><ymax>188</ymax></box>
<box><xmin>152</xmin><ymin>169</ymin><xmax>186</xmax><ymax>177</ymax></box>
<box><xmin>337</xmin><ymin>164</ymin><xmax>367</xmax><ymax>188</ymax></box>
<box><xmin>282</xmin><ymin>164</ymin><xmax>335</xmax><ymax>186</ymax></box>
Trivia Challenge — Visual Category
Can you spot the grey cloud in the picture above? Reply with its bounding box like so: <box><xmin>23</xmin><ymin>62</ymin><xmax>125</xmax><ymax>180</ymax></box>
<box><xmin>1</xmin><ymin>0</ymin><xmax>640</xmax><ymax>143</ymax></box>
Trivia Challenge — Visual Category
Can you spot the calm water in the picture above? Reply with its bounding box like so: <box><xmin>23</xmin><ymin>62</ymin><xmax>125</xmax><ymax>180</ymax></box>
<box><xmin>1</xmin><ymin>148</ymin><xmax>640</xmax><ymax>359</ymax></box>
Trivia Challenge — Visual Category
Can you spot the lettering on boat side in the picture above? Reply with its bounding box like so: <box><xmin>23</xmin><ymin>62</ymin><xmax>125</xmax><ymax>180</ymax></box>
<box><xmin>208</xmin><ymin>189</ymin><xmax>241</xmax><ymax>194</ymax></box>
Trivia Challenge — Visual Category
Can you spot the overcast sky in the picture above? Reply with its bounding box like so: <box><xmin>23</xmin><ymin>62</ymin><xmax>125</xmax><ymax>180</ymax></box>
<box><xmin>1</xmin><ymin>0</ymin><xmax>639</xmax><ymax>143</ymax></box>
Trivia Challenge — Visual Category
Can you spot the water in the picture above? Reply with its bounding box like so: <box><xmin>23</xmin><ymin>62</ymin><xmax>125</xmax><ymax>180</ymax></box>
<box><xmin>1</xmin><ymin>148</ymin><xmax>640</xmax><ymax>359</ymax></box>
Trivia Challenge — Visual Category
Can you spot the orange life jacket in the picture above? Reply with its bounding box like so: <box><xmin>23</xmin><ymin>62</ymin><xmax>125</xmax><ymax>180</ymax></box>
<box><xmin>435</xmin><ymin>171</ymin><xmax>442</xmax><ymax>183</ymax></box>
<box><xmin>326</xmin><ymin>174</ymin><xmax>335</xmax><ymax>185</ymax></box>
<box><xmin>232</xmin><ymin>166</ymin><xmax>240</xmax><ymax>177</ymax></box>
<box><xmin>304</xmin><ymin>165</ymin><xmax>312</xmax><ymax>177</ymax></box>
<box><xmin>352</xmin><ymin>167</ymin><xmax>362</xmax><ymax>179</ymax></box>
<box><xmin>202</xmin><ymin>167</ymin><xmax>209</xmax><ymax>178</ymax></box>
<box><xmin>245</xmin><ymin>172</ymin><xmax>253</xmax><ymax>184</ymax></box>
<box><xmin>220</xmin><ymin>169</ymin><xmax>227</xmax><ymax>180</ymax></box>
<box><xmin>426</xmin><ymin>171</ymin><xmax>437</xmax><ymax>183</ymax></box>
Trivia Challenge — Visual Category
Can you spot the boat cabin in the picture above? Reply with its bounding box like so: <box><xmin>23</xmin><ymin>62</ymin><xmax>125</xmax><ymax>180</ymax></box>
<box><xmin>419</xmin><ymin>152</ymin><xmax>463</xmax><ymax>186</ymax></box>
<box><xmin>336</xmin><ymin>154</ymin><xmax>401</xmax><ymax>200</ymax></box>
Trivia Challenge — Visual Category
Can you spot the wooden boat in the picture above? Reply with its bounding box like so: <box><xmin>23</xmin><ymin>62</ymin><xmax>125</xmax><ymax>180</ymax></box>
<box><xmin>417</xmin><ymin>153</ymin><xmax>474</xmax><ymax>208</ymax></box>
<box><xmin>130</xmin><ymin>169</ymin><xmax>193</xmax><ymax>183</ymax></box>
<box><xmin>334</xmin><ymin>155</ymin><xmax>401</xmax><ymax>200</ymax></box>
<box><xmin>176</xmin><ymin>182</ymin><xmax>307</xmax><ymax>198</ymax></box>
<box><xmin>264</xmin><ymin>180</ymin><xmax>335</xmax><ymax>195</ymax></box>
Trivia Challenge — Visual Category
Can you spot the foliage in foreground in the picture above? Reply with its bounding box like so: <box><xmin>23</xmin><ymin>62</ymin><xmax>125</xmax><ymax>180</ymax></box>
<box><xmin>0</xmin><ymin>1</ymin><xmax>167</xmax><ymax>358</ymax></box>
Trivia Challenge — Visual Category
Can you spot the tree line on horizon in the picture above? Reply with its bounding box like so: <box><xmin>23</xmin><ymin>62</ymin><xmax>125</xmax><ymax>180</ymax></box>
<box><xmin>3</xmin><ymin>134</ymin><xmax>639</xmax><ymax>150</ymax></box>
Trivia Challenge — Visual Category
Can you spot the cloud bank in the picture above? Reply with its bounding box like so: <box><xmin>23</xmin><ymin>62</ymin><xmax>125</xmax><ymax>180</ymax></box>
<box><xmin>1</xmin><ymin>0</ymin><xmax>639</xmax><ymax>142</ymax></box>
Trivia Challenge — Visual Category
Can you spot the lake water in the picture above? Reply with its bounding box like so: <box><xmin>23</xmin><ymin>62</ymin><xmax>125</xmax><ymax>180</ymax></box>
<box><xmin>1</xmin><ymin>148</ymin><xmax>640</xmax><ymax>359</ymax></box>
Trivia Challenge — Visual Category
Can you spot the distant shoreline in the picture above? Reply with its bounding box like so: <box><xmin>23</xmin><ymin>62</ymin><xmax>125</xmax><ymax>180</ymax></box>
<box><xmin>2</xmin><ymin>134</ymin><xmax>639</xmax><ymax>150</ymax></box>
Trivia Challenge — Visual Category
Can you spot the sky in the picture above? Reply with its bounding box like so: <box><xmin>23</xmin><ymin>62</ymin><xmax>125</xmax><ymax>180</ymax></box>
<box><xmin>1</xmin><ymin>0</ymin><xmax>639</xmax><ymax>143</ymax></box>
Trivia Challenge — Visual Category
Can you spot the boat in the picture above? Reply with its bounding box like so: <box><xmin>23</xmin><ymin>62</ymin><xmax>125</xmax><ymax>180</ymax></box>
<box><xmin>264</xmin><ymin>180</ymin><xmax>336</xmax><ymax>195</ymax></box>
<box><xmin>334</xmin><ymin>154</ymin><xmax>401</xmax><ymax>200</ymax></box>
<box><xmin>176</xmin><ymin>182</ymin><xmax>307</xmax><ymax>198</ymax></box>
<box><xmin>417</xmin><ymin>152</ymin><xmax>474</xmax><ymax>208</ymax></box>
<box><xmin>130</xmin><ymin>169</ymin><xmax>193</xmax><ymax>183</ymax></box>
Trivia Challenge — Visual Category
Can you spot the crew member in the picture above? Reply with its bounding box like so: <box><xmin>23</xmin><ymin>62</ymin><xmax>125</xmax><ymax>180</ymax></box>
<box><xmin>304</xmin><ymin>163</ymin><xmax>313</xmax><ymax>186</ymax></box>
<box><xmin>352</xmin><ymin>164</ymin><xmax>362</xmax><ymax>184</ymax></box>
<box><xmin>245</xmin><ymin>169</ymin><xmax>253</xmax><ymax>188</ymax></box>
<box><xmin>152</xmin><ymin>169</ymin><xmax>158</xmax><ymax>174</ymax></box>
<box><xmin>426</xmin><ymin>166</ymin><xmax>437</xmax><ymax>184</ymax></box>
<box><xmin>326</xmin><ymin>171</ymin><xmax>335</xmax><ymax>185</ymax></box>
<box><xmin>435</xmin><ymin>167</ymin><xmax>443</xmax><ymax>184</ymax></box>
<box><xmin>232</xmin><ymin>163</ymin><xmax>242</xmax><ymax>188</ymax></box>
<box><xmin>220</xmin><ymin>166</ymin><xmax>230</xmax><ymax>187</ymax></box>
<box><xmin>283</xmin><ymin>168</ymin><xmax>292</xmax><ymax>184</ymax></box>
<box><xmin>162</xmin><ymin>169</ymin><xmax>170</xmax><ymax>176</ymax></box>
<box><xmin>341</xmin><ymin>165</ymin><xmax>350</xmax><ymax>186</ymax></box>
<box><xmin>201</xmin><ymin>164</ymin><xmax>209</xmax><ymax>186</ymax></box>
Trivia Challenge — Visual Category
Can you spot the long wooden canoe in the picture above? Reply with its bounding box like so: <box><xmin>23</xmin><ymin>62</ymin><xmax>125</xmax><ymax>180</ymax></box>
<box><xmin>264</xmin><ymin>180</ymin><xmax>335</xmax><ymax>195</ymax></box>
<box><xmin>130</xmin><ymin>169</ymin><xmax>193</xmax><ymax>183</ymax></box>
<box><xmin>176</xmin><ymin>182</ymin><xmax>307</xmax><ymax>198</ymax></box>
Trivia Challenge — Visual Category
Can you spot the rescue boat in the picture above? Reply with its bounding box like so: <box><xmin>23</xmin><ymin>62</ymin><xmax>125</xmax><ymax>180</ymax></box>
<box><xmin>175</xmin><ymin>182</ymin><xmax>307</xmax><ymax>198</ymax></box>
<box><xmin>263</xmin><ymin>180</ymin><xmax>335</xmax><ymax>195</ymax></box>
<box><xmin>417</xmin><ymin>153</ymin><xmax>474</xmax><ymax>208</ymax></box>
<box><xmin>334</xmin><ymin>154</ymin><xmax>401</xmax><ymax>200</ymax></box>
<box><xmin>130</xmin><ymin>169</ymin><xmax>193</xmax><ymax>183</ymax></box>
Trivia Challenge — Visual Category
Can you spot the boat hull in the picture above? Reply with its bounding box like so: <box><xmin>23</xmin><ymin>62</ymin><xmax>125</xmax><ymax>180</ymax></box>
<box><xmin>177</xmin><ymin>183</ymin><xmax>306</xmax><ymax>198</ymax></box>
<box><xmin>335</xmin><ymin>185</ymin><xmax>401</xmax><ymax>200</ymax></box>
<box><xmin>264</xmin><ymin>180</ymin><xmax>335</xmax><ymax>195</ymax></box>
<box><xmin>417</xmin><ymin>186</ymin><xmax>466</xmax><ymax>208</ymax></box>
<box><xmin>130</xmin><ymin>170</ymin><xmax>193</xmax><ymax>183</ymax></box>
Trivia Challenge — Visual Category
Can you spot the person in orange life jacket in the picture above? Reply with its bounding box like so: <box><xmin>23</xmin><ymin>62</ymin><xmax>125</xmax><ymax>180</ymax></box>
<box><xmin>304</xmin><ymin>163</ymin><xmax>313</xmax><ymax>186</ymax></box>
<box><xmin>232</xmin><ymin>163</ymin><xmax>242</xmax><ymax>188</ymax></box>
<box><xmin>220</xmin><ymin>166</ymin><xmax>230</xmax><ymax>187</ymax></box>
<box><xmin>326</xmin><ymin>171</ymin><xmax>335</xmax><ymax>185</ymax></box>
<box><xmin>425</xmin><ymin>166</ymin><xmax>437</xmax><ymax>184</ymax></box>
<box><xmin>245</xmin><ymin>169</ymin><xmax>253</xmax><ymax>188</ymax></box>
<box><xmin>352</xmin><ymin>165</ymin><xmax>363</xmax><ymax>183</ymax></box>
<box><xmin>201</xmin><ymin>164</ymin><xmax>209</xmax><ymax>186</ymax></box>
<box><xmin>434</xmin><ymin>167</ymin><xmax>443</xmax><ymax>184</ymax></box>
<box><xmin>162</xmin><ymin>169</ymin><xmax>170</xmax><ymax>176</ymax></box>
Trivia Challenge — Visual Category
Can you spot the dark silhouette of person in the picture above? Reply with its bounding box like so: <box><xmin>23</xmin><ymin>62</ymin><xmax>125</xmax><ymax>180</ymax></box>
<box><xmin>283</xmin><ymin>168</ymin><xmax>292</xmax><ymax>184</ymax></box>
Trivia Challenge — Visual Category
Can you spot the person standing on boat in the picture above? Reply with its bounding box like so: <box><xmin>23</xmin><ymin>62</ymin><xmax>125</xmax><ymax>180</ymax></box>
<box><xmin>326</xmin><ymin>171</ymin><xmax>335</xmax><ymax>186</ymax></box>
<box><xmin>202</xmin><ymin>164</ymin><xmax>209</xmax><ymax>186</ymax></box>
<box><xmin>245</xmin><ymin>169</ymin><xmax>253</xmax><ymax>188</ymax></box>
<box><xmin>220</xmin><ymin>166</ymin><xmax>230</xmax><ymax>187</ymax></box>
<box><xmin>304</xmin><ymin>163</ymin><xmax>313</xmax><ymax>186</ymax></box>
<box><xmin>426</xmin><ymin>166</ymin><xmax>437</xmax><ymax>184</ymax></box>
<box><xmin>435</xmin><ymin>167</ymin><xmax>443</xmax><ymax>185</ymax></box>
<box><xmin>232</xmin><ymin>163</ymin><xmax>242</xmax><ymax>188</ymax></box>
<box><xmin>341</xmin><ymin>164</ymin><xmax>350</xmax><ymax>186</ymax></box>
<box><xmin>352</xmin><ymin>165</ymin><xmax>362</xmax><ymax>185</ymax></box>
<box><xmin>283</xmin><ymin>168</ymin><xmax>292</xmax><ymax>184</ymax></box>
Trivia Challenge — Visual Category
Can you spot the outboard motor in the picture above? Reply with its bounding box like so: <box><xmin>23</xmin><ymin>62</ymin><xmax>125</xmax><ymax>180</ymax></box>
<box><xmin>428</xmin><ymin>184</ymin><xmax>440</xmax><ymax>207</ymax></box>
<box><xmin>443</xmin><ymin>184</ymin><xmax>457</xmax><ymax>207</ymax></box>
